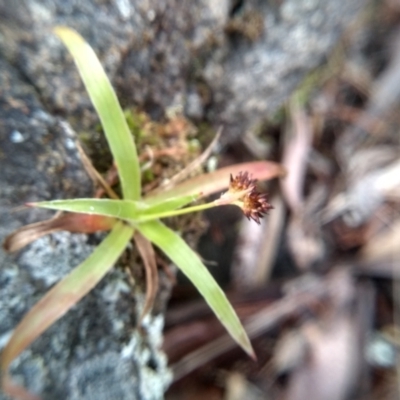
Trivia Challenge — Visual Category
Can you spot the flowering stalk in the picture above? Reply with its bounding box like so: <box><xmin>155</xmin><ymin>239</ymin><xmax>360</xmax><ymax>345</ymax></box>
<box><xmin>135</xmin><ymin>201</ymin><xmax>216</xmax><ymax>222</ymax></box>
<box><xmin>135</xmin><ymin>171</ymin><xmax>273</xmax><ymax>224</ymax></box>
<box><xmin>218</xmin><ymin>172</ymin><xmax>274</xmax><ymax>224</ymax></box>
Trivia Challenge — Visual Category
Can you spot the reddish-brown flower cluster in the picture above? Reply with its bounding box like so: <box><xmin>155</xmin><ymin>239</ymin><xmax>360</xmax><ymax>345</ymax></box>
<box><xmin>227</xmin><ymin>171</ymin><xmax>273</xmax><ymax>224</ymax></box>
<box><xmin>229</xmin><ymin>171</ymin><xmax>257</xmax><ymax>192</ymax></box>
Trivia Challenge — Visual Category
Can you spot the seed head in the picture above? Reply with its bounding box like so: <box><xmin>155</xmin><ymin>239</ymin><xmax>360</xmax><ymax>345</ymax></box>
<box><xmin>242</xmin><ymin>191</ymin><xmax>273</xmax><ymax>224</ymax></box>
<box><xmin>222</xmin><ymin>171</ymin><xmax>273</xmax><ymax>224</ymax></box>
<box><xmin>229</xmin><ymin>171</ymin><xmax>257</xmax><ymax>192</ymax></box>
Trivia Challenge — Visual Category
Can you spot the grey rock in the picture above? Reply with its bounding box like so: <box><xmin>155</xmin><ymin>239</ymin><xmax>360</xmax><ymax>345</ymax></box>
<box><xmin>0</xmin><ymin>0</ymin><xmax>366</xmax><ymax>399</ymax></box>
<box><xmin>0</xmin><ymin>0</ymin><xmax>366</xmax><ymax>135</ymax></box>
<box><xmin>0</xmin><ymin>55</ymin><xmax>170</xmax><ymax>399</ymax></box>
<box><xmin>205</xmin><ymin>0</ymin><xmax>366</xmax><ymax>140</ymax></box>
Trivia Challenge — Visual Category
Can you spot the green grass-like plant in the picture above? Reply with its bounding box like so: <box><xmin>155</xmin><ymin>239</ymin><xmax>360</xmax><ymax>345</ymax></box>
<box><xmin>1</xmin><ymin>27</ymin><xmax>285</xmax><ymax>399</ymax></box>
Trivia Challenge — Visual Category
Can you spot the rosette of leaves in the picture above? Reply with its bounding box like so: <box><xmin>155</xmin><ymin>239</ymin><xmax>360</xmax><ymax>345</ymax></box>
<box><xmin>1</xmin><ymin>27</ymin><xmax>285</xmax><ymax>399</ymax></box>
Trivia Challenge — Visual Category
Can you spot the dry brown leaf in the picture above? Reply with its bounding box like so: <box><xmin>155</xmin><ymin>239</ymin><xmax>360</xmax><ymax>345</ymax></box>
<box><xmin>133</xmin><ymin>231</ymin><xmax>159</xmax><ymax>323</ymax></box>
<box><xmin>3</xmin><ymin>213</ymin><xmax>116</xmax><ymax>253</ymax></box>
<box><xmin>156</xmin><ymin>127</ymin><xmax>222</xmax><ymax>192</ymax></box>
<box><xmin>76</xmin><ymin>141</ymin><xmax>119</xmax><ymax>199</ymax></box>
<box><xmin>286</xmin><ymin>184</ymin><xmax>328</xmax><ymax>270</ymax></box>
<box><xmin>171</xmin><ymin>275</ymin><xmax>328</xmax><ymax>382</ymax></box>
<box><xmin>281</xmin><ymin>102</ymin><xmax>312</xmax><ymax>214</ymax></box>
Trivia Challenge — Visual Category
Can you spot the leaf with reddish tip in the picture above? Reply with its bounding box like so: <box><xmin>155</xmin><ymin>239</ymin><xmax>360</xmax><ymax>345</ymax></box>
<box><xmin>3</xmin><ymin>213</ymin><xmax>116</xmax><ymax>253</ymax></box>
<box><xmin>137</xmin><ymin>219</ymin><xmax>255</xmax><ymax>358</ymax></box>
<box><xmin>145</xmin><ymin>161</ymin><xmax>286</xmax><ymax>205</ymax></box>
<box><xmin>1</xmin><ymin>222</ymin><xmax>133</xmax><ymax>398</ymax></box>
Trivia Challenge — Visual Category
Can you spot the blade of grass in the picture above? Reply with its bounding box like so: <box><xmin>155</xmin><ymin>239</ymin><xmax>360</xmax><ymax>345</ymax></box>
<box><xmin>137</xmin><ymin>220</ymin><xmax>255</xmax><ymax>358</ymax></box>
<box><xmin>27</xmin><ymin>198</ymin><xmax>147</xmax><ymax>220</ymax></box>
<box><xmin>145</xmin><ymin>160</ymin><xmax>286</xmax><ymax>205</ymax></box>
<box><xmin>54</xmin><ymin>27</ymin><xmax>140</xmax><ymax>200</ymax></box>
<box><xmin>1</xmin><ymin>222</ymin><xmax>133</xmax><ymax>395</ymax></box>
<box><xmin>28</xmin><ymin>195</ymin><xmax>200</xmax><ymax>222</ymax></box>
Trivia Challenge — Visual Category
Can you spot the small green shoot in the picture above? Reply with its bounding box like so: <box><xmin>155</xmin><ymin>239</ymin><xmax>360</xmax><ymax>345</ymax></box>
<box><xmin>1</xmin><ymin>26</ymin><xmax>285</xmax><ymax>399</ymax></box>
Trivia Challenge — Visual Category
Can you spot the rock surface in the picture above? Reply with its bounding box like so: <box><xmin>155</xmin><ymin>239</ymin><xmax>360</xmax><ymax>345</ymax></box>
<box><xmin>0</xmin><ymin>0</ymin><xmax>366</xmax><ymax>399</ymax></box>
<box><xmin>0</xmin><ymin>55</ymin><xmax>171</xmax><ymax>400</ymax></box>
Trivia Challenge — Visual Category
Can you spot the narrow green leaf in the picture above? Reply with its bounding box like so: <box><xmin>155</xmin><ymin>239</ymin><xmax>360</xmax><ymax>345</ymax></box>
<box><xmin>137</xmin><ymin>220</ymin><xmax>255</xmax><ymax>358</ymax></box>
<box><xmin>29</xmin><ymin>195</ymin><xmax>200</xmax><ymax>223</ymax></box>
<box><xmin>1</xmin><ymin>221</ymin><xmax>133</xmax><ymax>383</ymax></box>
<box><xmin>28</xmin><ymin>198</ymin><xmax>147</xmax><ymax>220</ymax></box>
<box><xmin>54</xmin><ymin>27</ymin><xmax>141</xmax><ymax>200</ymax></box>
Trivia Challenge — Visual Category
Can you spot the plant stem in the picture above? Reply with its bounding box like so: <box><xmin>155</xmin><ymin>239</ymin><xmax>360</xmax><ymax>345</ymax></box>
<box><xmin>136</xmin><ymin>201</ymin><xmax>219</xmax><ymax>222</ymax></box>
<box><xmin>135</xmin><ymin>188</ymin><xmax>248</xmax><ymax>223</ymax></box>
